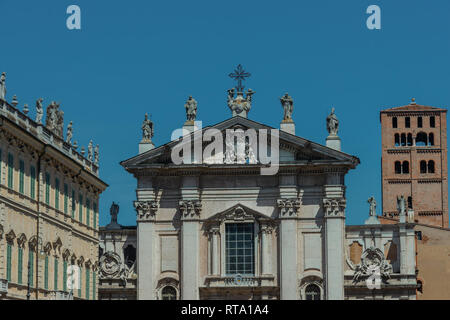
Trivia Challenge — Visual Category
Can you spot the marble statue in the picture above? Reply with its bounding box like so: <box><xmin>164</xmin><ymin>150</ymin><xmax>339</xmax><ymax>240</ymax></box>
<box><xmin>56</xmin><ymin>106</ymin><xmax>64</xmax><ymax>138</ymax></box>
<box><xmin>110</xmin><ymin>202</ymin><xmax>119</xmax><ymax>224</ymax></box>
<box><xmin>45</xmin><ymin>101</ymin><xmax>64</xmax><ymax>137</ymax></box>
<box><xmin>35</xmin><ymin>98</ymin><xmax>44</xmax><ymax>124</ymax></box>
<box><xmin>185</xmin><ymin>96</ymin><xmax>197</xmax><ymax>122</ymax></box>
<box><xmin>66</xmin><ymin>121</ymin><xmax>73</xmax><ymax>144</ymax></box>
<box><xmin>94</xmin><ymin>144</ymin><xmax>99</xmax><ymax>165</ymax></box>
<box><xmin>280</xmin><ymin>93</ymin><xmax>293</xmax><ymax>121</ymax></box>
<box><xmin>397</xmin><ymin>195</ymin><xmax>406</xmax><ymax>216</ymax></box>
<box><xmin>368</xmin><ymin>196</ymin><xmax>376</xmax><ymax>216</ymax></box>
<box><xmin>326</xmin><ymin>107</ymin><xmax>339</xmax><ymax>136</ymax></box>
<box><xmin>227</xmin><ymin>88</ymin><xmax>255</xmax><ymax>117</ymax></box>
<box><xmin>0</xmin><ymin>72</ymin><xmax>6</xmax><ymax>100</ymax></box>
<box><xmin>88</xmin><ymin>140</ymin><xmax>93</xmax><ymax>161</ymax></box>
<box><xmin>142</xmin><ymin>113</ymin><xmax>154</xmax><ymax>142</ymax></box>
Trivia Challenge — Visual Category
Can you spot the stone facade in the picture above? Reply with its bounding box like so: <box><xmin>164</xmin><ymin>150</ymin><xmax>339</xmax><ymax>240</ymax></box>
<box><xmin>98</xmin><ymin>204</ymin><xmax>137</xmax><ymax>300</ymax></box>
<box><xmin>380</xmin><ymin>99</ymin><xmax>449</xmax><ymax>228</ymax></box>
<box><xmin>120</xmin><ymin>92</ymin><xmax>418</xmax><ymax>300</ymax></box>
<box><xmin>0</xmin><ymin>83</ymin><xmax>107</xmax><ymax>300</ymax></box>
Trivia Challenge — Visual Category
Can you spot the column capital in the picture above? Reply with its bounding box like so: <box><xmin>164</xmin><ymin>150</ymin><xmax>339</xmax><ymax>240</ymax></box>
<box><xmin>277</xmin><ymin>198</ymin><xmax>301</xmax><ymax>218</ymax></box>
<box><xmin>179</xmin><ymin>200</ymin><xmax>202</xmax><ymax>220</ymax></box>
<box><xmin>134</xmin><ymin>200</ymin><xmax>159</xmax><ymax>221</ymax></box>
<box><xmin>323</xmin><ymin>198</ymin><xmax>346</xmax><ymax>218</ymax></box>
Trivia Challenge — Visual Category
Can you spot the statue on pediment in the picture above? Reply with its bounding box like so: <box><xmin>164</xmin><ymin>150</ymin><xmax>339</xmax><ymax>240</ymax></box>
<box><xmin>46</xmin><ymin>101</ymin><xmax>64</xmax><ymax>138</ymax></box>
<box><xmin>326</xmin><ymin>107</ymin><xmax>339</xmax><ymax>136</ymax></box>
<box><xmin>0</xmin><ymin>72</ymin><xmax>6</xmax><ymax>100</ymax></box>
<box><xmin>280</xmin><ymin>93</ymin><xmax>293</xmax><ymax>121</ymax></box>
<box><xmin>35</xmin><ymin>98</ymin><xmax>44</xmax><ymax>124</ymax></box>
<box><xmin>142</xmin><ymin>113</ymin><xmax>154</xmax><ymax>142</ymax></box>
<box><xmin>184</xmin><ymin>96</ymin><xmax>197</xmax><ymax>122</ymax></box>
<box><xmin>368</xmin><ymin>197</ymin><xmax>376</xmax><ymax>217</ymax></box>
<box><xmin>66</xmin><ymin>121</ymin><xmax>73</xmax><ymax>144</ymax></box>
<box><xmin>227</xmin><ymin>88</ymin><xmax>254</xmax><ymax>118</ymax></box>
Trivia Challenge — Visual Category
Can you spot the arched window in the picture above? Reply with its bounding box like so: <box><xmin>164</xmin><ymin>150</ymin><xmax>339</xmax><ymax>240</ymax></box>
<box><xmin>401</xmin><ymin>134</ymin><xmax>406</xmax><ymax>146</ymax></box>
<box><xmin>416</xmin><ymin>132</ymin><xmax>427</xmax><ymax>146</ymax></box>
<box><xmin>407</xmin><ymin>196</ymin><xmax>413</xmax><ymax>209</ymax></box>
<box><xmin>405</xmin><ymin>117</ymin><xmax>411</xmax><ymax>128</ymax></box>
<box><xmin>428</xmin><ymin>133</ymin><xmax>434</xmax><ymax>146</ymax></box>
<box><xmin>430</xmin><ymin>116</ymin><xmax>435</xmax><ymax>128</ymax></box>
<box><xmin>418</xmin><ymin>117</ymin><xmax>423</xmax><ymax>128</ymax></box>
<box><xmin>395</xmin><ymin>161</ymin><xmax>402</xmax><ymax>174</ymax></box>
<box><xmin>394</xmin><ymin>134</ymin><xmax>400</xmax><ymax>147</ymax></box>
<box><xmin>392</xmin><ymin>117</ymin><xmax>398</xmax><ymax>128</ymax></box>
<box><xmin>161</xmin><ymin>286</ymin><xmax>177</xmax><ymax>300</ymax></box>
<box><xmin>305</xmin><ymin>284</ymin><xmax>321</xmax><ymax>300</ymax></box>
<box><xmin>428</xmin><ymin>160</ymin><xmax>435</xmax><ymax>174</ymax></box>
<box><xmin>123</xmin><ymin>245</ymin><xmax>136</xmax><ymax>268</ymax></box>
<box><xmin>407</xmin><ymin>133</ymin><xmax>413</xmax><ymax>146</ymax></box>
<box><xmin>420</xmin><ymin>160</ymin><xmax>427</xmax><ymax>174</ymax></box>
<box><xmin>402</xmin><ymin>161</ymin><xmax>409</xmax><ymax>174</ymax></box>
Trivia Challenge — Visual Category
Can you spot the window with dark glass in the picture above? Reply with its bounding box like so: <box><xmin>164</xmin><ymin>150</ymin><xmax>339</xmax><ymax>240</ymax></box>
<box><xmin>225</xmin><ymin>223</ymin><xmax>254</xmax><ymax>275</ymax></box>
<box><xmin>124</xmin><ymin>245</ymin><xmax>136</xmax><ymax>268</ymax></box>
<box><xmin>420</xmin><ymin>160</ymin><xmax>427</xmax><ymax>174</ymax></box>
<box><xmin>407</xmin><ymin>133</ymin><xmax>413</xmax><ymax>146</ymax></box>
<box><xmin>430</xmin><ymin>116</ymin><xmax>435</xmax><ymax>128</ymax></box>
<box><xmin>305</xmin><ymin>284</ymin><xmax>321</xmax><ymax>300</ymax></box>
<box><xmin>407</xmin><ymin>196</ymin><xmax>412</xmax><ymax>209</ymax></box>
<box><xmin>392</xmin><ymin>117</ymin><xmax>398</xmax><ymax>128</ymax></box>
<box><xmin>428</xmin><ymin>160</ymin><xmax>435</xmax><ymax>173</ymax></box>
<box><xmin>402</xmin><ymin>161</ymin><xmax>409</xmax><ymax>174</ymax></box>
<box><xmin>428</xmin><ymin>133</ymin><xmax>434</xmax><ymax>146</ymax></box>
<box><xmin>418</xmin><ymin>117</ymin><xmax>423</xmax><ymax>128</ymax></box>
<box><xmin>416</xmin><ymin>132</ymin><xmax>427</xmax><ymax>146</ymax></box>
<box><xmin>161</xmin><ymin>286</ymin><xmax>177</xmax><ymax>300</ymax></box>
<box><xmin>401</xmin><ymin>134</ymin><xmax>406</xmax><ymax>146</ymax></box>
<box><xmin>405</xmin><ymin>117</ymin><xmax>410</xmax><ymax>128</ymax></box>
<box><xmin>395</xmin><ymin>161</ymin><xmax>402</xmax><ymax>174</ymax></box>
<box><xmin>394</xmin><ymin>134</ymin><xmax>400</xmax><ymax>147</ymax></box>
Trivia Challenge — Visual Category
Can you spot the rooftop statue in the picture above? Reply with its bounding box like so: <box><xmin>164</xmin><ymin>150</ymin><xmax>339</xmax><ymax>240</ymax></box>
<box><xmin>46</xmin><ymin>101</ymin><xmax>64</xmax><ymax>138</ymax></box>
<box><xmin>0</xmin><ymin>72</ymin><xmax>6</xmax><ymax>100</ymax></box>
<box><xmin>94</xmin><ymin>144</ymin><xmax>99</xmax><ymax>165</ymax></box>
<box><xmin>88</xmin><ymin>140</ymin><xmax>93</xmax><ymax>161</ymax></box>
<box><xmin>142</xmin><ymin>113</ymin><xmax>154</xmax><ymax>142</ymax></box>
<box><xmin>326</xmin><ymin>107</ymin><xmax>339</xmax><ymax>136</ymax></box>
<box><xmin>185</xmin><ymin>96</ymin><xmax>197</xmax><ymax>122</ymax></box>
<box><xmin>368</xmin><ymin>196</ymin><xmax>376</xmax><ymax>216</ymax></box>
<box><xmin>280</xmin><ymin>93</ymin><xmax>294</xmax><ymax>121</ymax></box>
<box><xmin>227</xmin><ymin>88</ymin><xmax>254</xmax><ymax>118</ymax></box>
<box><xmin>66</xmin><ymin>121</ymin><xmax>73</xmax><ymax>144</ymax></box>
<box><xmin>35</xmin><ymin>98</ymin><xmax>44</xmax><ymax>124</ymax></box>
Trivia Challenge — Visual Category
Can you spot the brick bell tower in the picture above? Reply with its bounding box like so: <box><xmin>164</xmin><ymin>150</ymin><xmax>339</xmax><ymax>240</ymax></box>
<box><xmin>380</xmin><ymin>98</ymin><xmax>449</xmax><ymax>228</ymax></box>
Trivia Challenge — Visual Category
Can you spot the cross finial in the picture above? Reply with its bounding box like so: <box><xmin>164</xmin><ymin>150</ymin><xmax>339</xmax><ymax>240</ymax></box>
<box><xmin>229</xmin><ymin>64</ymin><xmax>251</xmax><ymax>93</ymax></box>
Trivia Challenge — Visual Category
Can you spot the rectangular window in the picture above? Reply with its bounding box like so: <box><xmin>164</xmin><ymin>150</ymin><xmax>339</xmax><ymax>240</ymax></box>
<box><xmin>392</xmin><ymin>117</ymin><xmax>398</xmax><ymax>128</ymax></box>
<box><xmin>93</xmin><ymin>202</ymin><xmax>97</xmax><ymax>229</ymax></box>
<box><xmin>86</xmin><ymin>269</ymin><xmax>90</xmax><ymax>300</ymax></box>
<box><xmin>54</xmin><ymin>257</ymin><xmax>58</xmax><ymax>291</ymax></box>
<box><xmin>6</xmin><ymin>243</ymin><xmax>12</xmax><ymax>282</ymax></box>
<box><xmin>18</xmin><ymin>247</ymin><xmax>23</xmax><ymax>285</ymax></box>
<box><xmin>63</xmin><ymin>260</ymin><xmax>67</xmax><ymax>292</ymax></box>
<box><xmin>79</xmin><ymin>194</ymin><xmax>83</xmax><ymax>222</ymax></box>
<box><xmin>7</xmin><ymin>153</ymin><xmax>14</xmax><ymax>189</ymax></box>
<box><xmin>45</xmin><ymin>173</ymin><xmax>50</xmax><ymax>205</ymax></box>
<box><xmin>405</xmin><ymin>117</ymin><xmax>411</xmax><ymax>128</ymax></box>
<box><xmin>19</xmin><ymin>160</ymin><xmax>24</xmax><ymax>194</ymax></box>
<box><xmin>225</xmin><ymin>223</ymin><xmax>255</xmax><ymax>275</ymax></box>
<box><xmin>28</xmin><ymin>250</ymin><xmax>34</xmax><ymax>287</ymax></box>
<box><xmin>86</xmin><ymin>198</ymin><xmax>90</xmax><ymax>227</ymax></box>
<box><xmin>64</xmin><ymin>184</ymin><xmax>68</xmax><ymax>214</ymax></box>
<box><xmin>418</xmin><ymin>117</ymin><xmax>423</xmax><ymax>128</ymax></box>
<box><xmin>30</xmin><ymin>166</ymin><xmax>36</xmax><ymax>199</ymax></box>
<box><xmin>44</xmin><ymin>255</ymin><xmax>49</xmax><ymax>290</ymax></box>
<box><xmin>71</xmin><ymin>190</ymin><xmax>76</xmax><ymax>218</ymax></box>
<box><xmin>93</xmin><ymin>272</ymin><xmax>96</xmax><ymax>300</ymax></box>
<box><xmin>78</xmin><ymin>267</ymin><xmax>82</xmax><ymax>297</ymax></box>
<box><xmin>430</xmin><ymin>116</ymin><xmax>436</xmax><ymax>128</ymax></box>
<box><xmin>55</xmin><ymin>178</ymin><xmax>60</xmax><ymax>210</ymax></box>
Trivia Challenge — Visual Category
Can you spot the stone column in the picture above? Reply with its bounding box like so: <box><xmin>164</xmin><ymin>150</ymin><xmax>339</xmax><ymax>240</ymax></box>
<box><xmin>277</xmin><ymin>198</ymin><xmax>300</xmax><ymax>299</ymax></box>
<box><xmin>209</xmin><ymin>226</ymin><xmax>220</xmax><ymax>276</ymax></box>
<box><xmin>260</xmin><ymin>223</ymin><xmax>273</xmax><ymax>275</ymax></box>
<box><xmin>134</xmin><ymin>200</ymin><xmax>158</xmax><ymax>300</ymax></box>
<box><xmin>323</xmin><ymin>197</ymin><xmax>346</xmax><ymax>300</ymax></box>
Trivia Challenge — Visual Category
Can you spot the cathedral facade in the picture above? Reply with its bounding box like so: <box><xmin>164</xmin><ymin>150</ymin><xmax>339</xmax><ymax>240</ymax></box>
<box><xmin>120</xmin><ymin>72</ymin><xmax>417</xmax><ymax>300</ymax></box>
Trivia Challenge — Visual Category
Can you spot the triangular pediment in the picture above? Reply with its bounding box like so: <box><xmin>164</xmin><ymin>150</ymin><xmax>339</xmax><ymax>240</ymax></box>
<box><xmin>121</xmin><ymin>116</ymin><xmax>359</xmax><ymax>169</ymax></box>
<box><xmin>206</xmin><ymin>203</ymin><xmax>274</xmax><ymax>223</ymax></box>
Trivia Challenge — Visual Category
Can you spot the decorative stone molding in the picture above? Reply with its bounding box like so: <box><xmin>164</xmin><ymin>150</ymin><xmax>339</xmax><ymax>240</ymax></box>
<box><xmin>277</xmin><ymin>198</ymin><xmax>300</xmax><ymax>217</ymax></box>
<box><xmin>5</xmin><ymin>229</ymin><xmax>16</xmax><ymax>244</ymax></box>
<box><xmin>179</xmin><ymin>200</ymin><xmax>202</xmax><ymax>218</ymax></box>
<box><xmin>323</xmin><ymin>198</ymin><xmax>346</xmax><ymax>217</ymax></box>
<box><xmin>260</xmin><ymin>223</ymin><xmax>275</xmax><ymax>234</ymax></box>
<box><xmin>28</xmin><ymin>236</ymin><xmax>39</xmax><ymax>251</ymax></box>
<box><xmin>99</xmin><ymin>251</ymin><xmax>128</xmax><ymax>284</ymax></box>
<box><xmin>17</xmin><ymin>233</ymin><xmax>27</xmax><ymax>248</ymax></box>
<box><xmin>134</xmin><ymin>200</ymin><xmax>159</xmax><ymax>219</ymax></box>
<box><xmin>352</xmin><ymin>246</ymin><xmax>392</xmax><ymax>284</ymax></box>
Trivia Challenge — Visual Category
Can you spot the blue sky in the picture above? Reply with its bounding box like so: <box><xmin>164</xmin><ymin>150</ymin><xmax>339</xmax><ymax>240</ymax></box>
<box><xmin>1</xmin><ymin>0</ymin><xmax>449</xmax><ymax>226</ymax></box>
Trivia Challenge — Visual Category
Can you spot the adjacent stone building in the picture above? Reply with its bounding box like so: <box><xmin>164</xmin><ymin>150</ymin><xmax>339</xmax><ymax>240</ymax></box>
<box><xmin>120</xmin><ymin>70</ymin><xmax>418</xmax><ymax>300</ymax></box>
<box><xmin>380</xmin><ymin>99</ymin><xmax>448</xmax><ymax>228</ymax></box>
<box><xmin>0</xmin><ymin>73</ymin><xmax>108</xmax><ymax>300</ymax></box>
<box><xmin>98</xmin><ymin>202</ymin><xmax>137</xmax><ymax>300</ymax></box>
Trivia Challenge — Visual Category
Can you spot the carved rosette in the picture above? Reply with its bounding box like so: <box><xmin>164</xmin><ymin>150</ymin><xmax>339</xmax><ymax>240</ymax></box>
<box><xmin>179</xmin><ymin>200</ymin><xmax>202</xmax><ymax>218</ymax></box>
<box><xmin>277</xmin><ymin>199</ymin><xmax>301</xmax><ymax>217</ymax></box>
<box><xmin>134</xmin><ymin>200</ymin><xmax>159</xmax><ymax>219</ymax></box>
<box><xmin>323</xmin><ymin>198</ymin><xmax>346</xmax><ymax>217</ymax></box>
<box><xmin>99</xmin><ymin>251</ymin><xmax>122</xmax><ymax>279</ymax></box>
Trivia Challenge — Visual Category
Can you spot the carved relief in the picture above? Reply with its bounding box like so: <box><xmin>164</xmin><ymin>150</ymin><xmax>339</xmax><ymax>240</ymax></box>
<box><xmin>277</xmin><ymin>198</ymin><xmax>301</xmax><ymax>217</ymax></box>
<box><xmin>179</xmin><ymin>200</ymin><xmax>202</xmax><ymax>218</ymax></box>
<box><xmin>323</xmin><ymin>198</ymin><xmax>346</xmax><ymax>217</ymax></box>
<box><xmin>134</xmin><ymin>200</ymin><xmax>159</xmax><ymax>219</ymax></box>
<box><xmin>352</xmin><ymin>246</ymin><xmax>392</xmax><ymax>284</ymax></box>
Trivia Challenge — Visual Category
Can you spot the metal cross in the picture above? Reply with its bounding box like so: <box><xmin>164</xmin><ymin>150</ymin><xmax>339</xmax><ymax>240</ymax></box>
<box><xmin>229</xmin><ymin>64</ymin><xmax>251</xmax><ymax>93</ymax></box>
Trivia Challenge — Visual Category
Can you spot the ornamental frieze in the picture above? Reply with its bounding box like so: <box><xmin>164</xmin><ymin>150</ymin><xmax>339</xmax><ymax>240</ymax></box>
<box><xmin>277</xmin><ymin>198</ymin><xmax>300</xmax><ymax>217</ymax></box>
<box><xmin>134</xmin><ymin>200</ymin><xmax>159</xmax><ymax>219</ymax></box>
